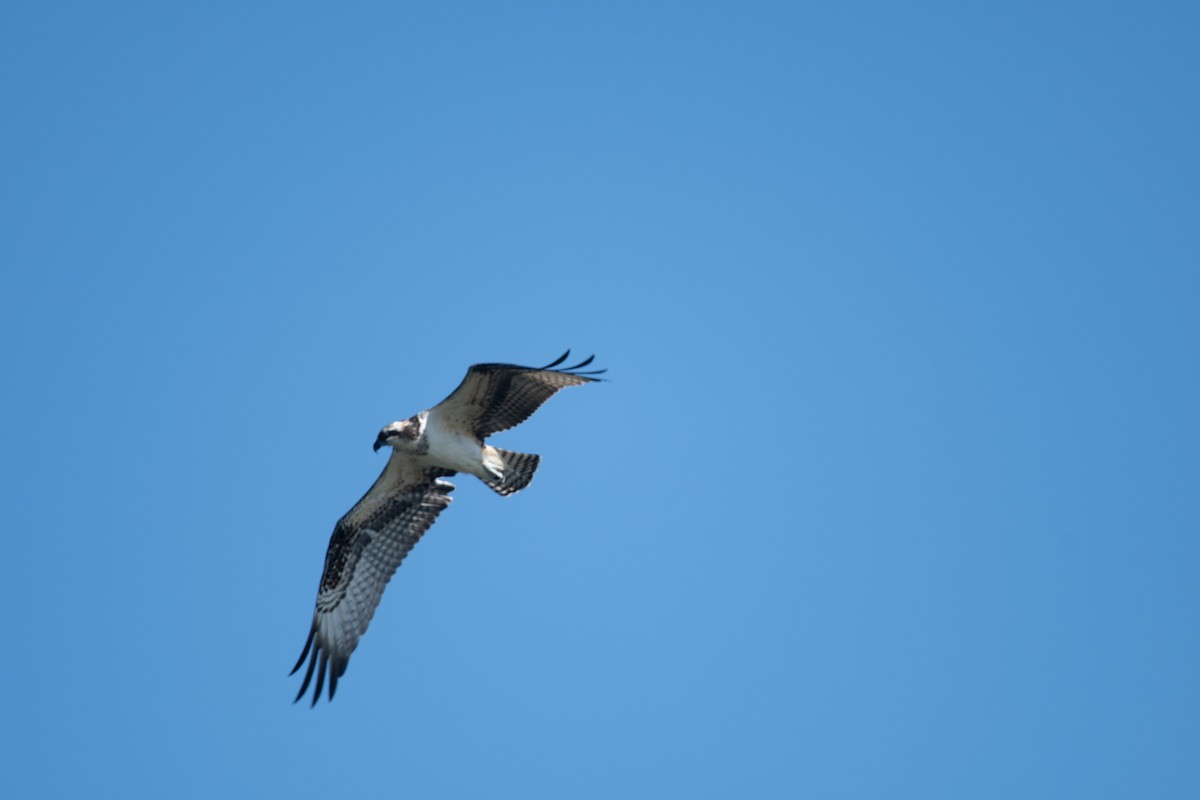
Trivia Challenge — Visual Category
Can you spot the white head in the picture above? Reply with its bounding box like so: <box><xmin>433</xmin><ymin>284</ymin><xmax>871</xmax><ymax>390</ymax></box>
<box><xmin>373</xmin><ymin>415</ymin><xmax>422</xmax><ymax>452</ymax></box>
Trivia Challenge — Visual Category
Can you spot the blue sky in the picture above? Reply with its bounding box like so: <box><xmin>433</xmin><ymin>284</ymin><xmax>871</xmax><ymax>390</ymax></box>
<box><xmin>2</xmin><ymin>2</ymin><xmax>1197</xmax><ymax>797</ymax></box>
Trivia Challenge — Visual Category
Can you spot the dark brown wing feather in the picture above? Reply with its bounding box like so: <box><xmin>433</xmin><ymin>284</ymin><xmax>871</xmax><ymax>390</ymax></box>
<box><xmin>291</xmin><ymin>467</ymin><xmax>455</xmax><ymax>706</ymax></box>
<box><xmin>434</xmin><ymin>350</ymin><xmax>605</xmax><ymax>439</ymax></box>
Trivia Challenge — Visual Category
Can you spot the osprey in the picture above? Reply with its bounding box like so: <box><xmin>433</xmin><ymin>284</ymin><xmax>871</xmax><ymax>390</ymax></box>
<box><xmin>291</xmin><ymin>351</ymin><xmax>604</xmax><ymax>705</ymax></box>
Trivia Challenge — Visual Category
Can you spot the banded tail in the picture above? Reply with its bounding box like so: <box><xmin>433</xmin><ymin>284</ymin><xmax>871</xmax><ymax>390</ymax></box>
<box><xmin>480</xmin><ymin>447</ymin><xmax>541</xmax><ymax>496</ymax></box>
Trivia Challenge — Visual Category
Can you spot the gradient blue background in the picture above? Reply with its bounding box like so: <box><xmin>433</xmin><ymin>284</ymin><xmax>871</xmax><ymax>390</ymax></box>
<box><xmin>3</xmin><ymin>2</ymin><xmax>1197</xmax><ymax>797</ymax></box>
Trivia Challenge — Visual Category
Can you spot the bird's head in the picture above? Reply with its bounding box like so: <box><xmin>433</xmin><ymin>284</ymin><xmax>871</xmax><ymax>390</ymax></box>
<box><xmin>373</xmin><ymin>416</ymin><xmax>421</xmax><ymax>452</ymax></box>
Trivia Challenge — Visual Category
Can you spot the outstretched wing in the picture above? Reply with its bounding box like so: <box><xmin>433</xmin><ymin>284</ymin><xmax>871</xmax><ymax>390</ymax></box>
<box><xmin>431</xmin><ymin>350</ymin><xmax>606</xmax><ymax>439</ymax></box>
<box><xmin>291</xmin><ymin>461</ymin><xmax>456</xmax><ymax>705</ymax></box>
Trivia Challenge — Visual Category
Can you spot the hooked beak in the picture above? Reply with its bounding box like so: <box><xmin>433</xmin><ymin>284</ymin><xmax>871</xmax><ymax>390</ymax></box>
<box><xmin>373</xmin><ymin>433</ymin><xmax>387</xmax><ymax>452</ymax></box>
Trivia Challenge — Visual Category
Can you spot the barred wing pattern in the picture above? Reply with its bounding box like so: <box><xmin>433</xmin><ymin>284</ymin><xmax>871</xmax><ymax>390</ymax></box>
<box><xmin>291</xmin><ymin>470</ymin><xmax>455</xmax><ymax>705</ymax></box>
<box><xmin>435</xmin><ymin>350</ymin><xmax>606</xmax><ymax>439</ymax></box>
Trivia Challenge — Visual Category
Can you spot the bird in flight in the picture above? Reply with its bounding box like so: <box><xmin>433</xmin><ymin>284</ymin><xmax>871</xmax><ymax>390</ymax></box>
<box><xmin>291</xmin><ymin>351</ymin><xmax>605</xmax><ymax>705</ymax></box>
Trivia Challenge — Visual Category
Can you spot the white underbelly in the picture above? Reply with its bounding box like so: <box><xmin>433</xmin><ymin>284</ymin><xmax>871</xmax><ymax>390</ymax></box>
<box><xmin>423</xmin><ymin>425</ymin><xmax>488</xmax><ymax>477</ymax></box>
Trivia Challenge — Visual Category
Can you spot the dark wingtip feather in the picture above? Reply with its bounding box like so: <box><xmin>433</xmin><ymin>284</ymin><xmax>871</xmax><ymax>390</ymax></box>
<box><xmin>566</xmin><ymin>353</ymin><xmax>595</xmax><ymax>370</ymax></box>
<box><xmin>329</xmin><ymin>656</ymin><xmax>349</xmax><ymax>701</ymax></box>
<box><xmin>565</xmin><ymin>354</ymin><xmax>607</xmax><ymax>378</ymax></box>
<box><xmin>292</xmin><ymin>629</ymin><xmax>350</xmax><ymax>706</ymax></box>
<box><xmin>311</xmin><ymin>653</ymin><xmax>329</xmax><ymax>708</ymax></box>
<box><xmin>538</xmin><ymin>350</ymin><xmax>571</xmax><ymax>370</ymax></box>
<box><xmin>290</xmin><ymin>627</ymin><xmax>316</xmax><ymax>676</ymax></box>
<box><xmin>293</xmin><ymin>643</ymin><xmax>319</xmax><ymax>704</ymax></box>
<box><xmin>538</xmin><ymin>351</ymin><xmax>606</xmax><ymax>377</ymax></box>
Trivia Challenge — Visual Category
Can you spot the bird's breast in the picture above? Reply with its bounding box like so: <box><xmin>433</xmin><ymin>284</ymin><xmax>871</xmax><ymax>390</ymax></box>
<box><xmin>422</xmin><ymin>422</ymin><xmax>486</xmax><ymax>475</ymax></box>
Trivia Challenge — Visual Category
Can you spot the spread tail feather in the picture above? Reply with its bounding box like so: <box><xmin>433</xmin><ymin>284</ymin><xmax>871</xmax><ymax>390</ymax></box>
<box><xmin>480</xmin><ymin>448</ymin><xmax>540</xmax><ymax>496</ymax></box>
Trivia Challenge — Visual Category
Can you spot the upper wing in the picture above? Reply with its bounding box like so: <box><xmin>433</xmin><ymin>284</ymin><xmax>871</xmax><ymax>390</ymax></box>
<box><xmin>431</xmin><ymin>350</ymin><xmax>606</xmax><ymax>439</ymax></box>
<box><xmin>291</xmin><ymin>460</ymin><xmax>456</xmax><ymax>705</ymax></box>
